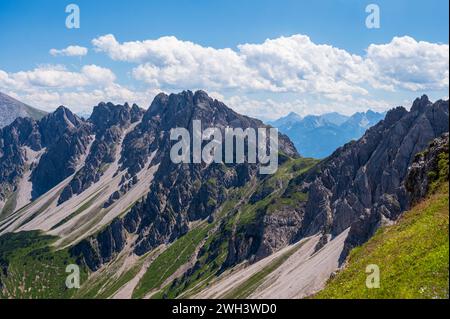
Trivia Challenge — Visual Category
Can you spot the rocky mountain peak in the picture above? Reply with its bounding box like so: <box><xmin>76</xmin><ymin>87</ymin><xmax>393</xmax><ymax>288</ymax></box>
<box><xmin>89</xmin><ymin>102</ymin><xmax>142</xmax><ymax>133</ymax></box>
<box><xmin>383</xmin><ymin>106</ymin><xmax>408</xmax><ymax>126</ymax></box>
<box><xmin>411</xmin><ymin>94</ymin><xmax>431</xmax><ymax>113</ymax></box>
<box><xmin>145</xmin><ymin>93</ymin><xmax>169</xmax><ymax>118</ymax></box>
<box><xmin>405</xmin><ymin>132</ymin><xmax>449</xmax><ymax>203</ymax></box>
<box><xmin>193</xmin><ymin>89</ymin><xmax>212</xmax><ymax>104</ymax></box>
<box><xmin>39</xmin><ymin>105</ymin><xmax>85</xmax><ymax>147</ymax></box>
<box><xmin>53</xmin><ymin>105</ymin><xmax>83</xmax><ymax>127</ymax></box>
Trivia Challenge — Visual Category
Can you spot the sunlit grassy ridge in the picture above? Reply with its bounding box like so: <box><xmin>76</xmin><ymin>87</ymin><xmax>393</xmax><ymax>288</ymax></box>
<box><xmin>316</xmin><ymin>183</ymin><xmax>449</xmax><ymax>299</ymax></box>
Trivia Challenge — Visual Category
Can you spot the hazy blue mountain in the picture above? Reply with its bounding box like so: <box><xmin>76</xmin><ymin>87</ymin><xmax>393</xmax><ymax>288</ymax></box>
<box><xmin>270</xmin><ymin>110</ymin><xmax>386</xmax><ymax>158</ymax></box>
<box><xmin>268</xmin><ymin>111</ymin><xmax>303</xmax><ymax>129</ymax></box>
<box><xmin>319</xmin><ymin>112</ymin><xmax>349</xmax><ymax>126</ymax></box>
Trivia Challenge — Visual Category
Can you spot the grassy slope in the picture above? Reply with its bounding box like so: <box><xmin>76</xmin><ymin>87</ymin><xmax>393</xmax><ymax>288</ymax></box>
<box><xmin>132</xmin><ymin>223</ymin><xmax>211</xmax><ymax>299</ymax></box>
<box><xmin>0</xmin><ymin>231</ymin><xmax>87</xmax><ymax>299</ymax></box>
<box><xmin>316</xmin><ymin>183</ymin><xmax>449</xmax><ymax>299</ymax></box>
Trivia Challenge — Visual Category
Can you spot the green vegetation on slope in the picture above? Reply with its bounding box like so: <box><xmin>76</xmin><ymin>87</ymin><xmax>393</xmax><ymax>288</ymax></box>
<box><xmin>237</xmin><ymin>157</ymin><xmax>318</xmax><ymax>226</ymax></box>
<box><xmin>154</xmin><ymin>158</ymin><xmax>319</xmax><ymax>299</ymax></box>
<box><xmin>0</xmin><ymin>231</ymin><xmax>87</xmax><ymax>299</ymax></box>
<box><xmin>132</xmin><ymin>223</ymin><xmax>211</xmax><ymax>299</ymax></box>
<box><xmin>316</xmin><ymin>183</ymin><xmax>449</xmax><ymax>299</ymax></box>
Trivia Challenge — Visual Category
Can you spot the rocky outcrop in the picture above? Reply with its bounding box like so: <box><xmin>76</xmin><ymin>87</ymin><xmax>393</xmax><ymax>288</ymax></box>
<box><xmin>0</xmin><ymin>117</ymin><xmax>41</xmax><ymax>203</ymax></box>
<box><xmin>58</xmin><ymin>103</ymin><xmax>144</xmax><ymax>204</ymax></box>
<box><xmin>0</xmin><ymin>106</ymin><xmax>91</xmax><ymax>208</ymax></box>
<box><xmin>405</xmin><ymin>133</ymin><xmax>449</xmax><ymax>203</ymax></box>
<box><xmin>308</xmin><ymin>96</ymin><xmax>449</xmax><ymax>262</ymax></box>
<box><xmin>70</xmin><ymin>218</ymin><xmax>126</xmax><ymax>270</ymax></box>
<box><xmin>31</xmin><ymin>106</ymin><xmax>92</xmax><ymax>198</ymax></box>
<box><xmin>224</xmin><ymin>96</ymin><xmax>448</xmax><ymax>266</ymax></box>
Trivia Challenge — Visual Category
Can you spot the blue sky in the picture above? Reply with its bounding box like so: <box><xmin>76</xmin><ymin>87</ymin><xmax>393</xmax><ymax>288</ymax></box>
<box><xmin>0</xmin><ymin>0</ymin><xmax>448</xmax><ymax>119</ymax></box>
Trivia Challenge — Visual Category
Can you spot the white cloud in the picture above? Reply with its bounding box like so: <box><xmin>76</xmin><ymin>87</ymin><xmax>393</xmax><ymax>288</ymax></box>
<box><xmin>49</xmin><ymin>45</ymin><xmax>88</xmax><ymax>57</ymax></box>
<box><xmin>1</xmin><ymin>85</ymin><xmax>158</xmax><ymax>114</ymax></box>
<box><xmin>1</xmin><ymin>34</ymin><xmax>448</xmax><ymax>118</ymax></box>
<box><xmin>237</xmin><ymin>35</ymin><xmax>369</xmax><ymax>95</ymax></box>
<box><xmin>92</xmin><ymin>34</ymin><xmax>449</xmax><ymax>96</ymax></box>
<box><xmin>93</xmin><ymin>34</ymin><xmax>272</xmax><ymax>91</ymax></box>
<box><xmin>0</xmin><ymin>65</ymin><xmax>115</xmax><ymax>89</ymax></box>
<box><xmin>0</xmin><ymin>65</ymin><xmax>138</xmax><ymax>113</ymax></box>
<box><xmin>365</xmin><ymin>36</ymin><xmax>449</xmax><ymax>91</ymax></box>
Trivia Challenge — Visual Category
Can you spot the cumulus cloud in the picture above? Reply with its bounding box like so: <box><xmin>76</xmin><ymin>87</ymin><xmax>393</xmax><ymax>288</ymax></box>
<box><xmin>365</xmin><ymin>36</ymin><xmax>449</xmax><ymax>91</ymax></box>
<box><xmin>49</xmin><ymin>45</ymin><xmax>88</xmax><ymax>57</ymax></box>
<box><xmin>0</xmin><ymin>65</ymin><xmax>137</xmax><ymax>113</ymax></box>
<box><xmin>1</xmin><ymin>34</ymin><xmax>448</xmax><ymax>117</ymax></box>
<box><xmin>0</xmin><ymin>64</ymin><xmax>115</xmax><ymax>89</ymax></box>
<box><xmin>92</xmin><ymin>34</ymin><xmax>448</xmax><ymax>95</ymax></box>
<box><xmin>93</xmin><ymin>34</ymin><xmax>272</xmax><ymax>91</ymax></box>
<box><xmin>1</xmin><ymin>84</ymin><xmax>158</xmax><ymax>114</ymax></box>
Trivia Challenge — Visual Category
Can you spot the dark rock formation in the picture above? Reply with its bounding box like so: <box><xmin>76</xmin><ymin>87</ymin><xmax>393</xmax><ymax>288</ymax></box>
<box><xmin>0</xmin><ymin>106</ymin><xmax>91</xmax><ymax>206</ymax></box>
<box><xmin>0</xmin><ymin>117</ymin><xmax>41</xmax><ymax>202</ymax></box>
<box><xmin>58</xmin><ymin>102</ymin><xmax>144</xmax><ymax>204</ymax></box>
<box><xmin>31</xmin><ymin>107</ymin><xmax>91</xmax><ymax>198</ymax></box>
<box><xmin>72</xmin><ymin>90</ymin><xmax>298</xmax><ymax>270</ymax></box>
<box><xmin>405</xmin><ymin>132</ymin><xmax>449</xmax><ymax>203</ymax></box>
<box><xmin>224</xmin><ymin>96</ymin><xmax>449</xmax><ymax>266</ymax></box>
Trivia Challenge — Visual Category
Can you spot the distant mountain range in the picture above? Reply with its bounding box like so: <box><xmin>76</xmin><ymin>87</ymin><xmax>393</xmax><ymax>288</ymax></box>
<box><xmin>0</xmin><ymin>92</ymin><xmax>47</xmax><ymax>128</ymax></box>
<box><xmin>269</xmin><ymin>110</ymin><xmax>386</xmax><ymax>158</ymax></box>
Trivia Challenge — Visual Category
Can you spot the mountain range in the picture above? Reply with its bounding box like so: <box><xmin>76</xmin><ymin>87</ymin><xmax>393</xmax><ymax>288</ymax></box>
<box><xmin>0</xmin><ymin>91</ymin><xmax>448</xmax><ymax>299</ymax></box>
<box><xmin>0</xmin><ymin>92</ymin><xmax>47</xmax><ymax>129</ymax></box>
<box><xmin>269</xmin><ymin>110</ymin><xmax>386</xmax><ymax>158</ymax></box>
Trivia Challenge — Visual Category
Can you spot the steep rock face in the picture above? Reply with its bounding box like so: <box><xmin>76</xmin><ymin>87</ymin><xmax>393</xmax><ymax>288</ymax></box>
<box><xmin>301</xmin><ymin>96</ymin><xmax>449</xmax><ymax>261</ymax></box>
<box><xmin>70</xmin><ymin>219</ymin><xmax>126</xmax><ymax>270</ymax></box>
<box><xmin>72</xmin><ymin>90</ymin><xmax>298</xmax><ymax>270</ymax></box>
<box><xmin>0</xmin><ymin>107</ymin><xmax>92</xmax><ymax>208</ymax></box>
<box><xmin>226</xmin><ymin>96</ymin><xmax>448</xmax><ymax>266</ymax></box>
<box><xmin>0</xmin><ymin>118</ymin><xmax>41</xmax><ymax>203</ymax></box>
<box><xmin>405</xmin><ymin>133</ymin><xmax>449</xmax><ymax>203</ymax></box>
<box><xmin>31</xmin><ymin>106</ymin><xmax>92</xmax><ymax>198</ymax></box>
<box><xmin>58</xmin><ymin>102</ymin><xmax>144</xmax><ymax>204</ymax></box>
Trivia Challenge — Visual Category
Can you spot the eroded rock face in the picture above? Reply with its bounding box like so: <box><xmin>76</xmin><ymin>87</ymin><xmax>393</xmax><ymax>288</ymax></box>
<box><xmin>72</xmin><ymin>90</ymin><xmax>298</xmax><ymax>270</ymax></box>
<box><xmin>58</xmin><ymin>102</ymin><xmax>145</xmax><ymax>204</ymax></box>
<box><xmin>0</xmin><ymin>106</ymin><xmax>91</xmax><ymax>206</ymax></box>
<box><xmin>0</xmin><ymin>117</ymin><xmax>41</xmax><ymax>202</ymax></box>
<box><xmin>31</xmin><ymin>107</ymin><xmax>92</xmax><ymax>198</ymax></box>
<box><xmin>405</xmin><ymin>132</ymin><xmax>449</xmax><ymax>203</ymax></box>
<box><xmin>223</xmin><ymin>96</ymin><xmax>448</xmax><ymax>266</ymax></box>
<box><xmin>255</xmin><ymin>206</ymin><xmax>305</xmax><ymax>259</ymax></box>
<box><xmin>301</xmin><ymin>96</ymin><xmax>449</xmax><ymax>262</ymax></box>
